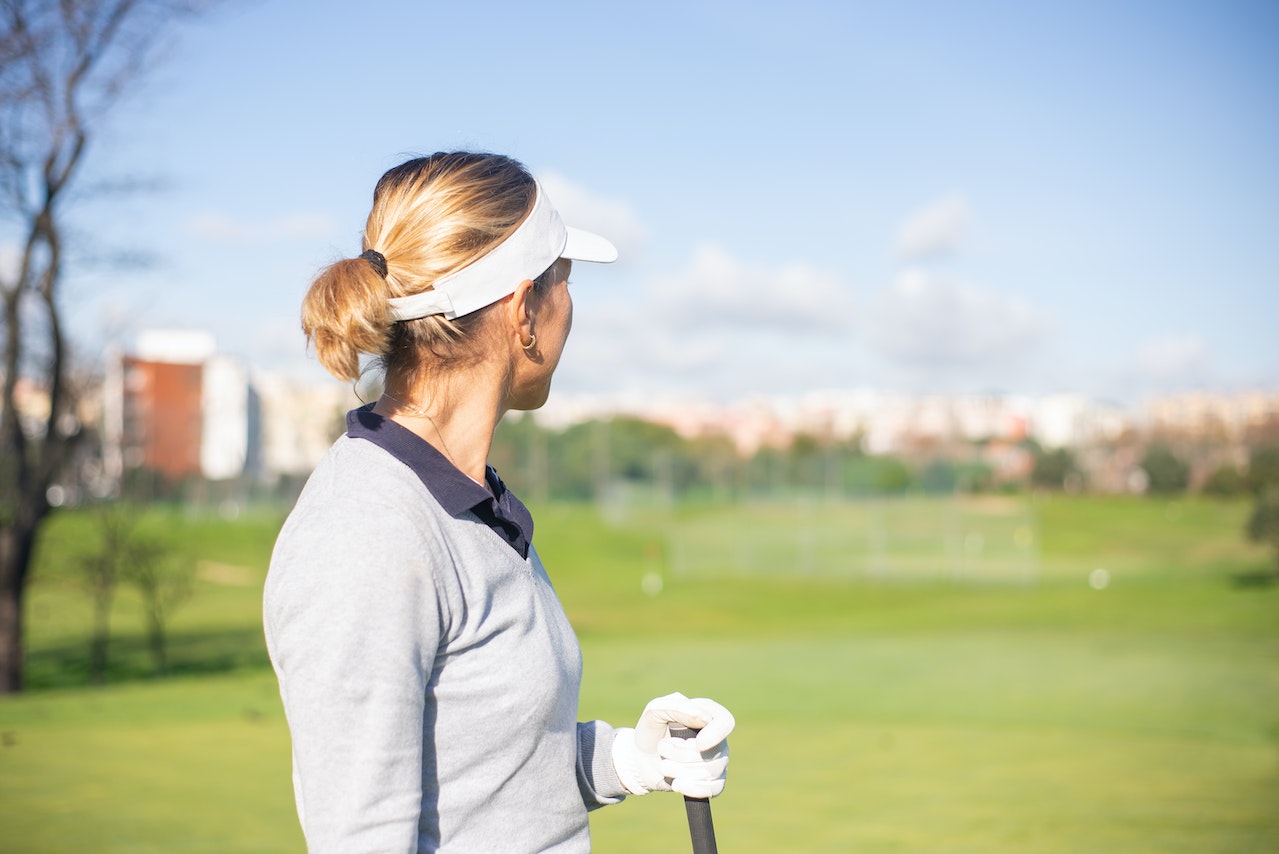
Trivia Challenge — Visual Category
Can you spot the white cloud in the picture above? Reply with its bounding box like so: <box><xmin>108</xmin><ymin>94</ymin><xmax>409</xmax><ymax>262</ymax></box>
<box><xmin>895</xmin><ymin>193</ymin><xmax>970</xmax><ymax>260</ymax></box>
<box><xmin>537</xmin><ymin>172</ymin><xmax>648</xmax><ymax>261</ymax></box>
<box><xmin>866</xmin><ymin>268</ymin><xmax>1050</xmax><ymax>364</ymax></box>
<box><xmin>651</xmin><ymin>243</ymin><xmax>853</xmax><ymax>333</ymax></box>
<box><xmin>183</xmin><ymin>212</ymin><xmax>337</xmax><ymax>244</ymax></box>
<box><xmin>559</xmin><ymin>298</ymin><xmax>728</xmax><ymax>390</ymax></box>
<box><xmin>1136</xmin><ymin>333</ymin><xmax>1211</xmax><ymax>381</ymax></box>
<box><xmin>554</xmin><ymin>245</ymin><xmax>856</xmax><ymax>398</ymax></box>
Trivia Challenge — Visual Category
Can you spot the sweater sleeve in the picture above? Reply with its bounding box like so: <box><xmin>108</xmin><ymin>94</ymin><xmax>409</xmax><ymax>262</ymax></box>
<box><xmin>264</xmin><ymin>499</ymin><xmax>443</xmax><ymax>853</ymax></box>
<box><xmin>576</xmin><ymin>719</ymin><xmax>629</xmax><ymax>809</ymax></box>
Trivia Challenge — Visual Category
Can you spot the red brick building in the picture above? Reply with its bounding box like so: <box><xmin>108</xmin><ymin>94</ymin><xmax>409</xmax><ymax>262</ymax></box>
<box><xmin>121</xmin><ymin>357</ymin><xmax>204</xmax><ymax>480</ymax></box>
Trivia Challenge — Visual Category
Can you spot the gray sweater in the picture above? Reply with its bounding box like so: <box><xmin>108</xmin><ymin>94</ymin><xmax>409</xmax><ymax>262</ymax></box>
<box><xmin>264</xmin><ymin>425</ymin><xmax>626</xmax><ymax>852</ymax></box>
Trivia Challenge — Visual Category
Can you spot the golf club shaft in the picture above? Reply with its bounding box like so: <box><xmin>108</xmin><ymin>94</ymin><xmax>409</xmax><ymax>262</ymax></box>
<box><xmin>668</xmin><ymin>724</ymin><xmax>719</xmax><ymax>854</ymax></box>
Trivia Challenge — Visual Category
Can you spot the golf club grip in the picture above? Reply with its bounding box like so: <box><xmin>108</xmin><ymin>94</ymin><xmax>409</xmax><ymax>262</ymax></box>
<box><xmin>667</xmin><ymin>724</ymin><xmax>720</xmax><ymax>854</ymax></box>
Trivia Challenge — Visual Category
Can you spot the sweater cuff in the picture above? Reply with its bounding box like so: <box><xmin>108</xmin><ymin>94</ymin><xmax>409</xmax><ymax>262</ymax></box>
<box><xmin>576</xmin><ymin>720</ymin><xmax>628</xmax><ymax>809</ymax></box>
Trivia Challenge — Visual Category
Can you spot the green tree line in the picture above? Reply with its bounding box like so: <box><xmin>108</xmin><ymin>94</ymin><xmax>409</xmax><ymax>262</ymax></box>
<box><xmin>487</xmin><ymin>415</ymin><xmax>935</xmax><ymax>503</ymax></box>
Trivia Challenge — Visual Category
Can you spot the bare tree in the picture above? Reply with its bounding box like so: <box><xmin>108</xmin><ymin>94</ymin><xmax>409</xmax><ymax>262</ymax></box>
<box><xmin>75</xmin><ymin>506</ymin><xmax>120</xmax><ymax>680</ymax></box>
<box><xmin>0</xmin><ymin>0</ymin><xmax>211</xmax><ymax>693</ymax></box>
<box><xmin>77</xmin><ymin>501</ymin><xmax>189</xmax><ymax>680</ymax></box>
<box><xmin>121</xmin><ymin>519</ymin><xmax>190</xmax><ymax>675</ymax></box>
<box><xmin>76</xmin><ymin>500</ymin><xmax>132</xmax><ymax>683</ymax></box>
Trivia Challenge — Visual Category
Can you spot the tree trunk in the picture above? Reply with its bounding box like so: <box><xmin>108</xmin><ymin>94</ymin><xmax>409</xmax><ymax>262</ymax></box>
<box><xmin>90</xmin><ymin>585</ymin><xmax>113</xmax><ymax>685</ymax></box>
<box><xmin>146</xmin><ymin>611</ymin><xmax>167</xmax><ymax>676</ymax></box>
<box><xmin>0</xmin><ymin>522</ymin><xmax>38</xmax><ymax>693</ymax></box>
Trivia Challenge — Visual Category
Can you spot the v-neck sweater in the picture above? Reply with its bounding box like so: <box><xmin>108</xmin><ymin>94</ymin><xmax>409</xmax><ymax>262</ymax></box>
<box><xmin>264</xmin><ymin>412</ymin><xmax>626</xmax><ymax>853</ymax></box>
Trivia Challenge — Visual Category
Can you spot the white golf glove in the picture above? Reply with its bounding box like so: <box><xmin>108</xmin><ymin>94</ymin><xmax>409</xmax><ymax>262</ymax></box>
<box><xmin>612</xmin><ymin>692</ymin><xmax>734</xmax><ymax>798</ymax></box>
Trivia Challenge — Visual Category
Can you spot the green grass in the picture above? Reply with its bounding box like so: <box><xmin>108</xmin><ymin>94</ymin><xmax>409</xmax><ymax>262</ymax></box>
<box><xmin>0</xmin><ymin>671</ymin><xmax>296</xmax><ymax>853</ymax></box>
<box><xmin>2</xmin><ymin>495</ymin><xmax>1277</xmax><ymax>852</ymax></box>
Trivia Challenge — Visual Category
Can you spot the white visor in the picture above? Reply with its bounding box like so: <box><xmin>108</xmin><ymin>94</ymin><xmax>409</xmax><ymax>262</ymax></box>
<box><xmin>387</xmin><ymin>180</ymin><xmax>617</xmax><ymax>321</ymax></box>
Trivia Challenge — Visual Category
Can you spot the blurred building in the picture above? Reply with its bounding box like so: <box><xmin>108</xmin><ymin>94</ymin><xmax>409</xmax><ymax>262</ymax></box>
<box><xmin>120</xmin><ymin>355</ymin><xmax>204</xmax><ymax>478</ymax></box>
<box><xmin>1027</xmin><ymin>394</ymin><xmax>1130</xmax><ymax>450</ymax></box>
<box><xmin>91</xmin><ymin>333</ymin><xmax>1278</xmax><ymax>498</ymax></box>
<box><xmin>103</xmin><ymin>330</ymin><xmax>259</xmax><ymax>487</ymax></box>
<box><xmin>253</xmin><ymin>372</ymin><xmax>356</xmax><ymax>480</ymax></box>
<box><xmin>201</xmin><ymin>355</ymin><xmax>259</xmax><ymax>480</ymax></box>
<box><xmin>1144</xmin><ymin>390</ymin><xmax>1279</xmax><ymax>444</ymax></box>
<box><xmin>100</xmin><ymin>330</ymin><xmax>366</xmax><ymax>495</ymax></box>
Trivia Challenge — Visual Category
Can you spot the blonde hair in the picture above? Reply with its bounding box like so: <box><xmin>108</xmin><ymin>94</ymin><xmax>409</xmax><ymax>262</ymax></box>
<box><xmin>301</xmin><ymin>152</ymin><xmax>539</xmax><ymax>385</ymax></box>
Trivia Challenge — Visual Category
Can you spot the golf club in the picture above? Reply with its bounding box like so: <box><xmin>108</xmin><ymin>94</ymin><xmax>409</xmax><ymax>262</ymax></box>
<box><xmin>668</xmin><ymin>724</ymin><xmax>719</xmax><ymax>854</ymax></box>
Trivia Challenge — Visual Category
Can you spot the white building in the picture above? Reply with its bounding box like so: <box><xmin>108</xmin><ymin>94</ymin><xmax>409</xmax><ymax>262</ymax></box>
<box><xmin>253</xmin><ymin>372</ymin><xmax>359</xmax><ymax>478</ymax></box>
<box><xmin>201</xmin><ymin>355</ymin><xmax>255</xmax><ymax>480</ymax></box>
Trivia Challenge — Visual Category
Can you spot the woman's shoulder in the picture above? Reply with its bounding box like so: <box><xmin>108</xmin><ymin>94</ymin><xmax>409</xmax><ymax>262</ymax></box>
<box><xmin>274</xmin><ymin>436</ymin><xmax>447</xmax><ymax>556</ymax></box>
<box><xmin>266</xmin><ymin>436</ymin><xmax>461</xmax><ymax>608</ymax></box>
<box><xmin>302</xmin><ymin>433</ymin><xmax>433</xmax><ymax>505</ymax></box>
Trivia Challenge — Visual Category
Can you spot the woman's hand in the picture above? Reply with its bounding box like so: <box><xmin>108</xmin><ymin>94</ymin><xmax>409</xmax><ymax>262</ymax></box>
<box><xmin>611</xmin><ymin>692</ymin><xmax>734</xmax><ymax>798</ymax></box>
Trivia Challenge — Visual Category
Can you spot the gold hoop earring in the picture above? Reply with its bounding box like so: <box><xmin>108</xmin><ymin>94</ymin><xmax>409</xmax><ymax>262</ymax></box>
<box><xmin>521</xmin><ymin>334</ymin><xmax>537</xmax><ymax>351</ymax></box>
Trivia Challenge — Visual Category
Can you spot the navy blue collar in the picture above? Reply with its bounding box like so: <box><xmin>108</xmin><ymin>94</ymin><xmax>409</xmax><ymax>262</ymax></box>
<box><xmin>345</xmin><ymin>405</ymin><xmax>534</xmax><ymax>559</ymax></box>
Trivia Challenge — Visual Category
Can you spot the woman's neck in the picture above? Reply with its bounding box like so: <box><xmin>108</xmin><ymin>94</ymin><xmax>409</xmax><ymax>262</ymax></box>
<box><xmin>374</xmin><ymin>370</ymin><xmax>504</xmax><ymax>484</ymax></box>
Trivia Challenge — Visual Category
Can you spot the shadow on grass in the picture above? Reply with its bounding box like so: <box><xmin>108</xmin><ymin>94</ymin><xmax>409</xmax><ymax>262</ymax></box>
<box><xmin>25</xmin><ymin>627</ymin><xmax>272</xmax><ymax>691</ymax></box>
<box><xmin>1231</xmin><ymin>569</ymin><xmax>1279</xmax><ymax>589</ymax></box>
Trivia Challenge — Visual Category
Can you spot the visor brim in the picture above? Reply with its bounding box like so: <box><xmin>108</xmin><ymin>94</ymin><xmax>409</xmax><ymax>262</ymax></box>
<box><xmin>563</xmin><ymin>226</ymin><xmax>618</xmax><ymax>264</ymax></box>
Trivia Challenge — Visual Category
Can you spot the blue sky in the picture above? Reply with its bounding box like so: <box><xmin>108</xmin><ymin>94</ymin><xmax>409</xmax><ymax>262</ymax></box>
<box><xmin>46</xmin><ymin>0</ymin><xmax>1279</xmax><ymax>405</ymax></box>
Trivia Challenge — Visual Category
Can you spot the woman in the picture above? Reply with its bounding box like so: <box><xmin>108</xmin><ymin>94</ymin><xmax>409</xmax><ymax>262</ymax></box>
<box><xmin>264</xmin><ymin>152</ymin><xmax>733</xmax><ymax>852</ymax></box>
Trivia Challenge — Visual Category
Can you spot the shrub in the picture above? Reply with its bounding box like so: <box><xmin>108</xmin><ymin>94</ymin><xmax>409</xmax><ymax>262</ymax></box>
<box><xmin>1202</xmin><ymin>464</ymin><xmax>1243</xmax><ymax>497</ymax></box>
<box><xmin>1141</xmin><ymin>444</ymin><xmax>1190</xmax><ymax>495</ymax></box>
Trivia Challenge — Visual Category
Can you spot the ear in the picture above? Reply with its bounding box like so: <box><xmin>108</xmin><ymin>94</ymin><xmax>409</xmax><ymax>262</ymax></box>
<box><xmin>505</xmin><ymin>278</ymin><xmax>537</xmax><ymax>344</ymax></box>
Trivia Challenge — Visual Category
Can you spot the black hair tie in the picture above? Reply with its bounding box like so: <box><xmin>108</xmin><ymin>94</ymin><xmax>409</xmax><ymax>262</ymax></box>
<box><xmin>360</xmin><ymin>248</ymin><xmax>388</xmax><ymax>278</ymax></box>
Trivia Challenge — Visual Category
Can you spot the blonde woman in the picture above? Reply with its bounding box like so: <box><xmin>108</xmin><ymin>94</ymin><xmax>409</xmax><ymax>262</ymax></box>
<box><xmin>264</xmin><ymin>152</ymin><xmax>733</xmax><ymax>852</ymax></box>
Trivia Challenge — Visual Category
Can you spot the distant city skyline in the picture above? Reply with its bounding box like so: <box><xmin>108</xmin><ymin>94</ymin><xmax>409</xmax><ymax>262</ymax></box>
<box><xmin>4</xmin><ymin>0</ymin><xmax>1275</xmax><ymax>406</ymax></box>
<box><xmin>87</xmin><ymin>329</ymin><xmax>1278</xmax><ymax>500</ymax></box>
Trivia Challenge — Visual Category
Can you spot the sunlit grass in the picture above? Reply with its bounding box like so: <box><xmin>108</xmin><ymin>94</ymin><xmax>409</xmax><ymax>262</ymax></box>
<box><xmin>2</xmin><ymin>495</ymin><xmax>1276</xmax><ymax>852</ymax></box>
